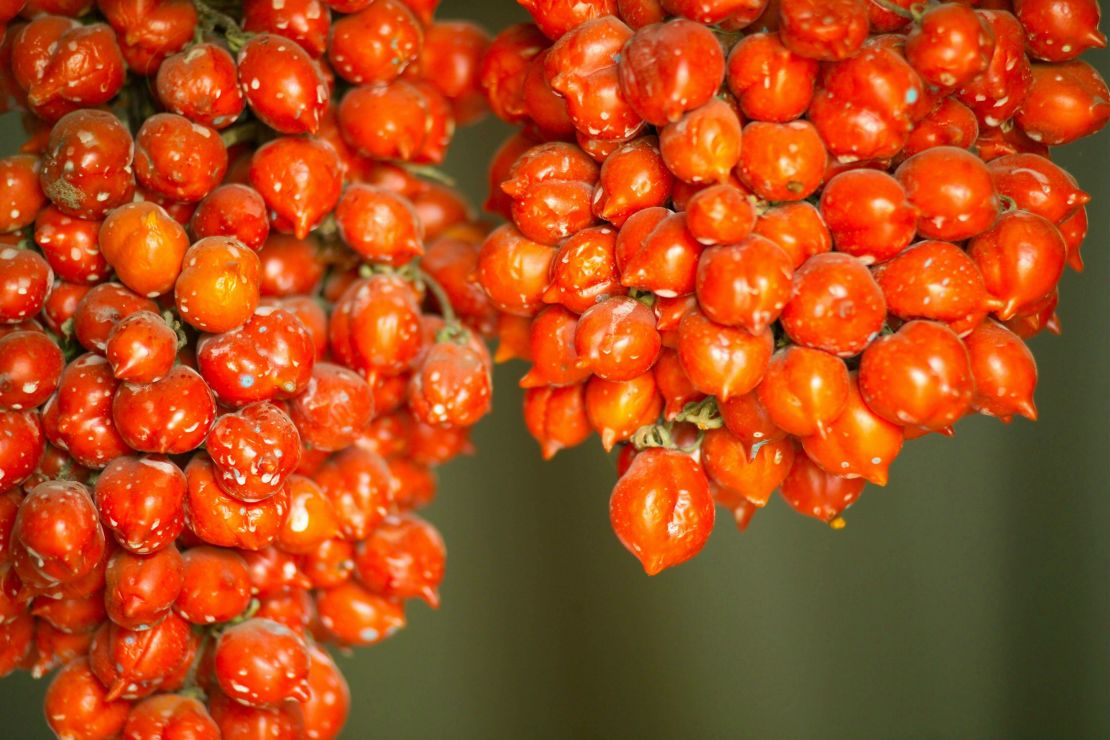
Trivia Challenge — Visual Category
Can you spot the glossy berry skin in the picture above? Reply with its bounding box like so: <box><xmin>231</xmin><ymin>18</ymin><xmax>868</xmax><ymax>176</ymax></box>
<box><xmin>208</xmin><ymin>402</ymin><xmax>301</xmax><ymax>503</ymax></box>
<box><xmin>592</xmin><ymin>137</ymin><xmax>673</xmax><ymax>228</ymax></box>
<box><xmin>174</xmin><ymin>546</ymin><xmax>251</xmax><ymax>625</ymax></box>
<box><xmin>71</xmin><ymin>282</ymin><xmax>158</xmax><ymax>353</ymax></box>
<box><xmin>314</xmin><ymin>447</ymin><xmax>393</xmax><ymax>540</ymax></box>
<box><xmin>780</xmin><ymin>453</ymin><xmax>865</xmax><ymax>525</ymax></box>
<box><xmin>329</xmin><ymin>0</ymin><xmax>422</xmax><ymax>84</ymax></box>
<box><xmin>618</xmin><ymin>19</ymin><xmax>724</xmax><ymax>126</ymax></box>
<box><xmin>519</xmin><ymin>306</ymin><xmax>592</xmax><ymax>388</ymax></box>
<box><xmin>124</xmin><ymin>694</ymin><xmax>220</xmax><ymax>740</ymax></box>
<box><xmin>1015</xmin><ymin>0</ymin><xmax>1106</xmax><ymax>62</ymax></box>
<box><xmin>819</xmin><ymin>169</ymin><xmax>916</xmax><ymax>264</ymax></box>
<box><xmin>338</xmin><ymin>81</ymin><xmax>430</xmax><ymax>163</ymax></box>
<box><xmin>695</xmin><ymin>235</ymin><xmax>793</xmax><ymax>335</ymax></box>
<box><xmin>156</xmin><ymin>43</ymin><xmax>245</xmax><ymax>130</ymax></box>
<box><xmin>98</xmin><ymin>200</ymin><xmax>189</xmax><ymax>297</ymax></box>
<box><xmin>753</xmin><ymin>201</ymin><xmax>832</xmax><ymax>270</ymax></box>
<box><xmin>584</xmin><ymin>372</ymin><xmax>662</xmax><ymax>451</ymax></box>
<box><xmin>897</xmin><ymin>146</ymin><xmax>1000</xmax><ymax>243</ymax></box>
<box><xmin>197</xmin><ymin>306</ymin><xmax>315</xmax><ymax>407</ymax></box>
<box><xmin>859</xmin><ymin>320</ymin><xmax>974</xmax><ymax>431</ymax></box>
<box><xmin>900</xmin><ymin>96</ymin><xmax>980</xmax><ymax>159</ymax></box>
<box><xmin>41</xmin><ymin>353</ymin><xmax>130</xmax><ymax>469</ymax></box>
<box><xmin>738</xmin><ymin>120</ymin><xmax>826</xmax><ymax>201</ymax></box>
<box><xmin>250</xmin><ymin>136</ymin><xmax>342</xmax><ymax>240</ymax></box>
<box><xmin>104</xmin><ymin>310</ymin><xmax>178</xmax><ymax>384</ymax></box>
<box><xmin>39</xmin><ymin>109</ymin><xmax>134</xmax><ymax>220</ymax></box>
<box><xmin>618</xmin><ymin>210</ymin><xmax>703</xmax><ymax>297</ymax></box>
<box><xmin>659</xmin><ymin>99</ymin><xmax>742</xmax><ymax>185</ymax></box>
<box><xmin>989</xmin><ymin>153</ymin><xmax>1089</xmax><ymax>225</ymax></box>
<box><xmin>354</xmin><ymin>514</ymin><xmax>445</xmax><ymax>606</ymax></box>
<box><xmin>95</xmin><ymin>455</ymin><xmax>186</xmax><ymax>554</ymax></box>
<box><xmin>727</xmin><ymin>32</ymin><xmax>818</xmax><ymax>122</ymax></box>
<box><xmin>702</xmin><ymin>430</ymin><xmax>794</xmax><ymax>508</ymax></box>
<box><xmin>243</xmin><ymin>0</ymin><xmax>330</xmax><ymax>59</ymax></box>
<box><xmin>44</xmin><ymin>658</ymin><xmax>130</xmax><ymax>740</ymax></box>
<box><xmin>335</xmin><ymin>184</ymin><xmax>424</xmax><ymax>265</ymax></box>
<box><xmin>134</xmin><ymin>113</ymin><xmax>227</xmax><ymax>203</ymax></box>
<box><xmin>963</xmin><ymin>319</ymin><xmax>1038</xmax><ymax>422</ymax></box>
<box><xmin>315</xmin><ymin>580</ymin><xmax>405</xmax><ymax>647</ymax></box>
<box><xmin>215</xmin><ymin>618</ymin><xmax>310</xmax><ymax>708</ymax></box>
<box><xmin>609</xmin><ymin>448</ymin><xmax>714</xmax><ymax>575</ymax></box>
<box><xmin>113</xmin><ymin>365</ymin><xmax>216</xmax><ymax>455</ymax></box>
<box><xmin>0</xmin><ymin>155</ymin><xmax>44</xmax><ymax>233</ymax></box>
<box><xmin>21</xmin><ymin>22</ymin><xmax>125</xmax><ymax>117</ymax></box>
<box><xmin>33</xmin><ymin>206</ymin><xmax>110</xmax><ymax>284</ymax></box>
<box><xmin>545</xmin><ymin>16</ymin><xmax>644</xmax><ymax>141</ymax></box>
<box><xmin>97</xmin><ymin>0</ymin><xmax>197</xmax><ymax>74</ymax></box>
<box><xmin>1016</xmin><ymin>60</ymin><xmax>1110</xmax><ymax>145</ymax></box>
<box><xmin>502</xmin><ymin>142</ymin><xmax>599</xmax><ymax>247</ymax></box>
<box><xmin>299</xmin><ymin>644</ymin><xmax>350</xmax><ymax>740</ymax></box>
<box><xmin>478</xmin><ymin>24</ymin><xmax>547</xmax><ymax>126</ymax></box>
<box><xmin>801</xmin><ymin>374</ymin><xmax>904</xmax><ymax>486</ymax></box>
<box><xmin>88</xmin><ymin>612</ymin><xmax>191</xmax><ymax>700</ymax></box>
<box><xmin>955</xmin><ymin>10</ymin><xmax>1032</xmax><ymax>127</ymax></box>
<box><xmin>478</xmin><ymin>225</ymin><xmax>556</xmax><ymax>317</ymax></box>
<box><xmin>276</xmin><ymin>474</ymin><xmax>339</xmax><ymax>554</ymax></box>
<box><xmin>779</xmin><ymin>0</ymin><xmax>869</xmax><ymax>61</ymax></box>
<box><xmin>190</xmin><ymin>186</ymin><xmax>270</xmax><ymax>257</ymax></box>
<box><xmin>684</xmin><ymin>183</ymin><xmax>755</xmax><ymax>246</ymax></box>
<box><xmin>288</xmin><ymin>362</ymin><xmax>374</xmax><ymax>452</ymax></box>
<box><xmin>104</xmin><ymin>545</ymin><xmax>184</xmax><ymax>630</ymax></box>
<box><xmin>207</xmin><ymin>688</ymin><xmax>306</xmax><ymax>738</ymax></box>
<box><xmin>780</xmin><ymin>252</ymin><xmax>886</xmax><ymax>357</ymax></box>
<box><xmin>175</xmin><ymin>236</ymin><xmax>261</xmax><ymax>333</ymax></box>
<box><xmin>574</xmin><ymin>296</ymin><xmax>661</xmax><ymax>382</ymax></box>
<box><xmin>522</xmin><ymin>383</ymin><xmax>591</xmax><ymax>459</ymax></box>
<box><xmin>0</xmin><ymin>248</ymin><xmax>51</xmax><ymax>324</ymax></box>
<box><xmin>14</xmin><ymin>480</ymin><xmax>104</xmax><ymax>586</ymax></box>
<box><xmin>758</xmin><ymin>346</ymin><xmax>850</xmax><ymax>437</ymax></box>
<box><xmin>408</xmin><ymin>333</ymin><xmax>492</xmax><ymax>429</ymax></box>
<box><xmin>518</xmin><ymin>0</ymin><xmax>618</xmax><ymax>39</ymax></box>
<box><xmin>185</xmin><ymin>454</ymin><xmax>289</xmax><ymax>551</ymax></box>
<box><xmin>330</xmin><ymin>275</ymin><xmax>423</xmax><ymax>379</ymax></box>
<box><xmin>967</xmin><ymin>210</ymin><xmax>1066</xmax><ymax>321</ymax></box>
<box><xmin>0</xmin><ymin>330</ymin><xmax>62</xmax><ymax>410</ymax></box>
<box><xmin>808</xmin><ymin>42</ymin><xmax>924</xmax><ymax>163</ymax></box>
<box><xmin>677</xmin><ymin>308</ymin><xmax>773</xmax><ymax>401</ymax></box>
<box><xmin>905</xmin><ymin>3</ymin><xmax>994</xmax><ymax>89</ymax></box>
<box><xmin>874</xmin><ymin>240</ymin><xmax>997</xmax><ymax>333</ymax></box>
<box><xmin>239</xmin><ymin>33</ymin><xmax>328</xmax><ymax>135</ymax></box>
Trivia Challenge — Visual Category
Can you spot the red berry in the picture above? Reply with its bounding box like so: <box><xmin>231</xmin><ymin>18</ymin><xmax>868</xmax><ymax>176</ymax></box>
<box><xmin>156</xmin><ymin>43</ymin><xmax>245</xmax><ymax>129</ymax></box>
<box><xmin>609</xmin><ymin>448</ymin><xmax>714</xmax><ymax>575</ymax></box>
<box><xmin>215</xmin><ymin>618</ymin><xmax>310</xmax><ymax>707</ymax></box>
<box><xmin>95</xmin><ymin>455</ymin><xmax>186</xmax><ymax>554</ymax></box>
<box><xmin>238</xmin><ymin>34</ymin><xmax>328</xmax><ymax>135</ymax></box>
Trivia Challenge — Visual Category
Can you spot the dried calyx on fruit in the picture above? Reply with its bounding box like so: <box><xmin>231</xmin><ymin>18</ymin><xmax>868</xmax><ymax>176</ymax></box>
<box><xmin>477</xmin><ymin>0</ymin><xmax>1104</xmax><ymax>575</ymax></box>
<box><xmin>0</xmin><ymin>0</ymin><xmax>495</xmax><ymax>737</ymax></box>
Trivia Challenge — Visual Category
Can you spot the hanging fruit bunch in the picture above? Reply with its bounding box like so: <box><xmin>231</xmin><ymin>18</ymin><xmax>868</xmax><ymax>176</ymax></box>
<box><xmin>0</xmin><ymin>0</ymin><xmax>495</xmax><ymax>736</ymax></box>
<box><xmin>477</xmin><ymin>0</ymin><xmax>1107</xmax><ymax>574</ymax></box>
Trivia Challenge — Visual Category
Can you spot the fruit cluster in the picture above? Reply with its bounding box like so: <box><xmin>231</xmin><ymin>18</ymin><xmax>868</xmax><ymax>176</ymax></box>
<box><xmin>0</xmin><ymin>0</ymin><xmax>494</xmax><ymax>736</ymax></box>
<box><xmin>477</xmin><ymin>0</ymin><xmax>1106</xmax><ymax>574</ymax></box>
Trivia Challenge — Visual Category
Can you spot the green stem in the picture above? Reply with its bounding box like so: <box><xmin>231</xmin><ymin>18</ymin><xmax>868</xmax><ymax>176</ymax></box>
<box><xmin>401</xmin><ymin>163</ymin><xmax>457</xmax><ymax>188</ymax></box>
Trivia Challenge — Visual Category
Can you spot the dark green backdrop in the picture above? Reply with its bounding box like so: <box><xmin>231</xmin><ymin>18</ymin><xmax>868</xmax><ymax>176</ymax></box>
<box><xmin>2</xmin><ymin>4</ymin><xmax>1108</xmax><ymax>738</ymax></box>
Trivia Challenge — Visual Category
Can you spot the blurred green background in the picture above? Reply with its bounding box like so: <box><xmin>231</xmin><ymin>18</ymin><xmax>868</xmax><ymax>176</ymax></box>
<box><xmin>3</xmin><ymin>3</ymin><xmax>1110</xmax><ymax>738</ymax></box>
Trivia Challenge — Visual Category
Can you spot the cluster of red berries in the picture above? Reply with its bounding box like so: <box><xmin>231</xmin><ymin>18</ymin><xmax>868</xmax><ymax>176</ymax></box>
<box><xmin>0</xmin><ymin>0</ymin><xmax>495</xmax><ymax>736</ymax></box>
<box><xmin>476</xmin><ymin>0</ymin><xmax>1106</xmax><ymax>574</ymax></box>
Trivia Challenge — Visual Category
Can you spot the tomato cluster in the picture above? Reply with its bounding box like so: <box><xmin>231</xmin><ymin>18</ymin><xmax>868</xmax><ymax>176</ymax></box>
<box><xmin>0</xmin><ymin>0</ymin><xmax>494</xmax><ymax>737</ymax></box>
<box><xmin>477</xmin><ymin>0</ymin><xmax>1105</xmax><ymax>575</ymax></box>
